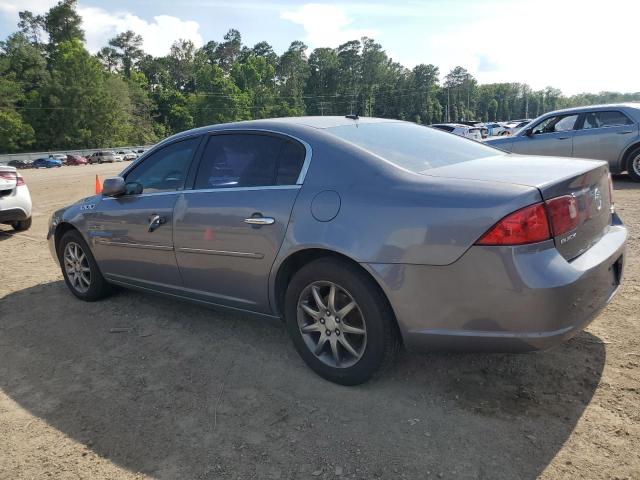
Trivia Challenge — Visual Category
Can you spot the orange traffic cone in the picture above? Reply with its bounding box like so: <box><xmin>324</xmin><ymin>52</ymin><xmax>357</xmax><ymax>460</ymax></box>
<box><xmin>95</xmin><ymin>175</ymin><xmax>101</xmax><ymax>194</ymax></box>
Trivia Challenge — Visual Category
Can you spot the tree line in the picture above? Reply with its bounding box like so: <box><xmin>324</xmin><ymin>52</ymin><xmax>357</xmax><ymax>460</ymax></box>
<box><xmin>1</xmin><ymin>0</ymin><xmax>639</xmax><ymax>153</ymax></box>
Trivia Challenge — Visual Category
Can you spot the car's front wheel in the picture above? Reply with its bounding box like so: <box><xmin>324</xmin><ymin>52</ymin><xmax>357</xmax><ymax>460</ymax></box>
<box><xmin>58</xmin><ymin>230</ymin><xmax>113</xmax><ymax>301</ymax></box>
<box><xmin>627</xmin><ymin>147</ymin><xmax>640</xmax><ymax>182</ymax></box>
<box><xmin>285</xmin><ymin>258</ymin><xmax>400</xmax><ymax>385</ymax></box>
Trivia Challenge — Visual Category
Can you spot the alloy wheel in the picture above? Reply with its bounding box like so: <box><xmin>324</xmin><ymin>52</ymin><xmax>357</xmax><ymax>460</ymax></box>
<box><xmin>632</xmin><ymin>153</ymin><xmax>640</xmax><ymax>177</ymax></box>
<box><xmin>63</xmin><ymin>241</ymin><xmax>91</xmax><ymax>293</ymax></box>
<box><xmin>297</xmin><ymin>281</ymin><xmax>367</xmax><ymax>368</ymax></box>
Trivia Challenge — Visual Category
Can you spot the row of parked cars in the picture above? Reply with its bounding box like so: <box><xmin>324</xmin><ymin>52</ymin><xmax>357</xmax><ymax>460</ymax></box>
<box><xmin>430</xmin><ymin>119</ymin><xmax>532</xmax><ymax>141</ymax></box>
<box><xmin>430</xmin><ymin>103</ymin><xmax>640</xmax><ymax>182</ymax></box>
<box><xmin>6</xmin><ymin>149</ymin><xmax>146</xmax><ymax>169</ymax></box>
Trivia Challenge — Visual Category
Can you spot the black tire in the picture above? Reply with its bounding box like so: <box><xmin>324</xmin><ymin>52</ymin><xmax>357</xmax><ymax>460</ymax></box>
<box><xmin>11</xmin><ymin>217</ymin><xmax>32</xmax><ymax>231</ymax></box>
<box><xmin>626</xmin><ymin>146</ymin><xmax>640</xmax><ymax>182</ymax></box>
<box><xmin>284</xmin><ymin>257</ymin><xmax>401</xmax><ymax>385</ymax></box>
<box><xmin>58</xmin><ymin>229</ymin><xmax>113</xmax><ymax>301</ymax></box>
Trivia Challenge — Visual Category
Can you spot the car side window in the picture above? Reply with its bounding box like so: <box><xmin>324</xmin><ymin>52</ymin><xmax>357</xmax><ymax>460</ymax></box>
<box><xmin>582</xmin><ymin>110</ymin><xmax>633</xmax><ymax>129</ymax></box>
<box><xmin>125</xmin><ymin>137</ymin><xmax>199</xmax><ymax>193</ymax></box>
<box><xmin>532</xmin><ymin>114</ymin><xmax>578</xmax><ymax>135</ymax></box>
<box><xmin>194</xmin><ymin>133</ymin><xmax>305</xmax><ymax>189</ymax></box>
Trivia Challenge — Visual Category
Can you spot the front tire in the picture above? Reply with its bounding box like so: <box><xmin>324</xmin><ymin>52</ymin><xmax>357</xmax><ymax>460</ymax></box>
<box><xmin>11</xmin><ymin>217</ymin><xmax>32</xmax><ymax>231</ymax></box>
<box><xmin>627</xmin><ymin>147</ymin><xmax>640</xmax><ymax>182</ymax></box>
<box><xmin>58</xmin><ymin>230</ymin><xmax>113</xmax><ymax>301</ymax></box>
<box><xmin>284</xmin><ymin>258</ymin><xmax>400</xmax><ymax>385</ymax></box>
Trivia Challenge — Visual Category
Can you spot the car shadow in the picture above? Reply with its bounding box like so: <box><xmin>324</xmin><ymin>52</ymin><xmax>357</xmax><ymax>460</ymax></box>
<box><xmin>0</xmin><ymin>281</ymin><xmax>605</xmax><ymax>479</ymax></box>
<box><xmin>612</xmin><ymin>174</ymin><xmax>639</xmax><ymax>190</ymax></box>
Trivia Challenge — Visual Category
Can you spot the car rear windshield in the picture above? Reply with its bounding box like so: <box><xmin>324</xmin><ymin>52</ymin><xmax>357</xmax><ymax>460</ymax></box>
<box><xmin>325</xmin><ymin>122</ymin><xmax>501</xmax><ymax>172</ymax></box>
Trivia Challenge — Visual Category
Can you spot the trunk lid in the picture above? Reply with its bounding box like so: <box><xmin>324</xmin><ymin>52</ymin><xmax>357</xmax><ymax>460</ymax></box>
<box><xmin>425</xmin><ymin>155</ymin><xmax>612</xmax><ymax>260</ymax></box>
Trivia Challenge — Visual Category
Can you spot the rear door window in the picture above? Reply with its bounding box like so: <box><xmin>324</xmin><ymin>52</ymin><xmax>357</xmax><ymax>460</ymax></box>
<box><xmin>582</xmin><ymin>110</ymin><xmax>633</xmax><ymax>129</ymax></box>
<box><xmin>194</xmin><ymin>133</ymin><xmax>305</xmax><ymax>189</ymax></box>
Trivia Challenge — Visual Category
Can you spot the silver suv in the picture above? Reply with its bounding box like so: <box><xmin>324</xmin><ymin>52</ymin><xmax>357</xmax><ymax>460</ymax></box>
<box><xmin>487</xmin><ymin>103</ymin><xmax>640</xmax><ymax>181</ymax></box>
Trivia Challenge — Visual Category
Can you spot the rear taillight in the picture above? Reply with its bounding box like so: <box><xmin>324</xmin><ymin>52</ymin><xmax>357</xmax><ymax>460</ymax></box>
<box><xmin>16</xmin><ymin>174</ymin><xmax>25</xmax><ymax>186</ymax></box>
<box><xmin>476</xmin><ymin>203</ymin><xmax>551</xmax><ymax>246</ymax></box>
<box><xmin>545</xmin><ymin>195</ymin><xmax>579</xmax><ymax>236</ymax></box>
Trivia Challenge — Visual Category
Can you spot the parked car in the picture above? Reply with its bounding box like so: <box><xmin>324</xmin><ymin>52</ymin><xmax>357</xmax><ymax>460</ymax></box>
<box><xmin>501</xmin><ymin>120</ymin><xmax>532</xmax><ymax>136</ymax></box>
<box><xmin>66</xmin><ymin>154</ymin><xmax>88</xmax><ymax>166</ymax></box>
<box><xmin>88</xmin><ymin>151</ymin><xmax>118</xmax><ymax>164</ymax></box>
<box><xmin>7</xmin><ymin>160</ymin><xmax>31</xmax><ymax>169</ymax></box>
<box><xmin>455</xmin><ymin>121</ymin><xmax>489</xmax><ymax>138</ymax></box>
<box><xmin>49</xmin><ymin>153</ymin><xmax>67</xmax><ymax>161</ymax></box>
<box><xmin>33</xmin><ymin>157</ymin><xmax>63</xmax><ymax>168</ymax></box>
<box><xmin>430</xmin><ymin>123</ymin><xmax>483</xmax><ymax>141</ymax></box>
<box><xmin>486</xmin><ymin>103</ymin><xmax>640</xmax><ymax>181</ymax></box>
<box><xmin>0</xmin><ymin>165</ymin><xmax>32</xmax><ymax>231</ymax></box>
<box><xmin>47</xmin><ymin>116</ymin><xmax>626</xmax><ymax>385</ymax></box>
<box><xmin>484</xmin><ymin>122</ymin><xmax>509</xmax><ymax>136</ymax></box>
<box><xmin>117</xmin><ymin>150</ymin><xmax>138</xmax><ymax>161</ymax></box>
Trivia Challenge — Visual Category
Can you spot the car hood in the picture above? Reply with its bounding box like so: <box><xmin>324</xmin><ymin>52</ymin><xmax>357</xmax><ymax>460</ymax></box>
<box><xmin>423</xmin><ymin>154</ymin><xmax>608</xmax><ymax>199</ymax></box>
<box><xmin>484</xmin><ymin>137</ymin><xmax>514</xmax><ymax>150</ymax></box>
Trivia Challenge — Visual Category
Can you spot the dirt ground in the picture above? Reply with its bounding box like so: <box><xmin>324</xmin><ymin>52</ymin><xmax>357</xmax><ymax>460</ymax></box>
<box><xmin>0</xmin><ymin>163</ymin><xmax>638</xmax><ymax>480</ymax></box>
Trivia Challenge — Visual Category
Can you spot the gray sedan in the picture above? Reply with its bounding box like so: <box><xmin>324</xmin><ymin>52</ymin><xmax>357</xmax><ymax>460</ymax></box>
<box><xmin>47</xmin><ymin>117</ymin><xmax>627</xmax><ymax>385</ymax></box>
<box><xmin>487</xmin><ymin>103</ymin><xmax>640</xmax><ymax>181</ymax></box>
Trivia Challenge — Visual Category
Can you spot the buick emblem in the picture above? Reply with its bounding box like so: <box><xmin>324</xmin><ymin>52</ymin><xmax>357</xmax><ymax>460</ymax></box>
<box><xmin>593</xmin><ymin>187</ymin><xmax>602</xmax><ymax>211</ymax></box>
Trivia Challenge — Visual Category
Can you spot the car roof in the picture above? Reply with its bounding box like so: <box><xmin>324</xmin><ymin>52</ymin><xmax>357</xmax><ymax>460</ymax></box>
<box><xmin>545</xmin><ymin>102</ymin><xmax>640</xmax><ymax>116</ymax></box>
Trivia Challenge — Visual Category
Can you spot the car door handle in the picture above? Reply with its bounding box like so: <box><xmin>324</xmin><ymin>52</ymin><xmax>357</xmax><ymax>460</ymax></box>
<box><xmin>148</xmin><ymin>214</ymin><xmax>167</xmax><ymax>232</ymax></box>
<box><xmin>617</xmin><ymin>131</ymin><xmax>633</xmax><ymax>134</ymax></box>
<box><xmin>244</xmin><ymin>216</ymin><xmax>275</xmax><ymax>226</ymax></box>
<box><xmin>556</xmin><ymin>136</ymin><xmax>570</xmax><ymax>140</ymax></box>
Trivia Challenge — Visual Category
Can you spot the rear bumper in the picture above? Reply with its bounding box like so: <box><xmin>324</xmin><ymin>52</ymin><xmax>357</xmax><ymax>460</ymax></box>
<box><xmin>365</xmin><ymin>217</ymin><xmax>627</xmax><ymax>353</ymax></box>
<box><xmin>0</xmin><ymin>185</ymin><xmax>32</xmax><ymax>222</ymax></box>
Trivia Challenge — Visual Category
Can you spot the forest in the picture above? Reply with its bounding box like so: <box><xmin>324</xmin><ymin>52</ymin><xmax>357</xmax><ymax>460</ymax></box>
<box><xmin>2</xmin><ymin>0</ymin><xmax>639</xmax><ymax>153</ymax></box>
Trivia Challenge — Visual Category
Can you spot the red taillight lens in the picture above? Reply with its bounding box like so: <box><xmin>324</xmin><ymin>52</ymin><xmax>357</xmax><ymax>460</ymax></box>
<box><xmin>545</xmin><ymin>195</ymin><xmax>579</xmax><ymax>236</ymax></box>
<box><xmin>476</xmin><ymin>203</ymin><xmax>551</xmax><ymax>246</ymax></box>
<box><xmin>16</xmin><ymin>174</ymin><xmax>25</xmax><ymax>186</ymax></box>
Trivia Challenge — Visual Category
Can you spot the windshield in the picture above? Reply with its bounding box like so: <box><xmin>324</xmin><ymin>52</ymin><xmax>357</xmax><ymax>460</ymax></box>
<box><xmin>326</xmin><ymin>122</ymin><xmax>502</xmax><ymax>172</ymax></box>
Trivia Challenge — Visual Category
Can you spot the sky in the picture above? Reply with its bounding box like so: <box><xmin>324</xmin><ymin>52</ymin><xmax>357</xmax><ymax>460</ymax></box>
<box><xmin>0</xmin><ymin>0</ymin><xmax>638</xmax><ymax>95</ymax></box>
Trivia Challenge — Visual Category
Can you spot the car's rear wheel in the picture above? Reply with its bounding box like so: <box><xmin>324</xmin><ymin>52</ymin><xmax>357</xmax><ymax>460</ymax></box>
<box><xmin>627</xmin><ymin>147</ymin><xmax>640</xmax><ymax>182</ymax></box>
<box><xmin>284</xmin><ymin>258</ymin><xmax>400</xmax><ymax>385</ymax></box>
<box><xmin>11</xmin><ymin>217</ymin><xmax>32</xmax><ymax>231</ymax></box>
<box><xmin>58</xmin><ymin>230</ymin><xmax>113</xmax><ymax>301</ymax></box>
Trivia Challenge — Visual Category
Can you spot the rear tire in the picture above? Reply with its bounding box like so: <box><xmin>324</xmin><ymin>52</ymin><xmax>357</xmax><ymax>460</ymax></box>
<box><xmin>627</xmin><ymin>147</ymin><xmax>640</xmax><ymax>182</ymax></box>
<box><xmin>284</xmin><ymin>257</ymin><xmax>400</xmax><ymax>385</ymax></box>
<box><xmin>58</xmin><ymin>230</ymin><xmax>113</xmax><ymax>301</ymax></box>
<box><xmin>11</xmin><ymin>217</ymin><xmax>32</xmax><ymax>231</ymax></box>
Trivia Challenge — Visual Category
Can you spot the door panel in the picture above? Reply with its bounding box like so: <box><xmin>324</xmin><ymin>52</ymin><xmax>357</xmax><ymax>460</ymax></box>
<box><xmin>572</xmin><ymin>111</ymin><xmax>637</xmax><ymax>164</ymax></box>
<box><xmin>173</xmin><ymin>187</ymin><xmax>300</xmax><ymax>312</ymax></box>
<box><xmin>511</xmin><ymin>132</ymin><xmax>574</xmax><ymax>157</ymax></box>
<box><xmin>90</xmin><ymin>194</ymin><xmax>183</xmax><ymax>288</ymax></box>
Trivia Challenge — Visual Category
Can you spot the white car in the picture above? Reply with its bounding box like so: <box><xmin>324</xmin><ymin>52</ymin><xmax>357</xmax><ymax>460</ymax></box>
<box><xmin>0</xmin><ymin>165</ymin><xmax>32</xmax><ymax>231</ymax></box>
<box><xmin>430</xmin><ymin>123</ymin><xmax>483</xmax><ymax>141</ymax></box>
<box><xmin>49</xmin><ymin>153</ymin><xmax>67</xmax><ymax>161</ymax></box>
<box><xmin>116</xmin><ymin>150</ymin><xmax>137</xmax><ymax>161</ymax></box>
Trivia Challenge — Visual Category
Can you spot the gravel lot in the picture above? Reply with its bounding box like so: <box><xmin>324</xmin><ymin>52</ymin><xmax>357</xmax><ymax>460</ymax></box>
<box><xmin>1</xmin><ymin>163</ymin><xmax>639</xmax><ymax>480</ymax></box>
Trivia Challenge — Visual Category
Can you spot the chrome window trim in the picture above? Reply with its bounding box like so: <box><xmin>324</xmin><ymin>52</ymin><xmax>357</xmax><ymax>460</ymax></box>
<box><xmin>116</xmin><ymin>128</ymin><xmax>313</xmax><ymax>191</ymax></box>
<box><xmin>101</xmin><ymin>184</ymin><xmax>301</xmax><ymax>200</ymax></box>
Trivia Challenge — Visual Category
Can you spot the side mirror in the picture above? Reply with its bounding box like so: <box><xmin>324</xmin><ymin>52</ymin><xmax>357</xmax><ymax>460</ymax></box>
<box><xmin>102</xmin><ymin>177</ymin><xmax>126</xmax><ymax>197</ymax></box>
<box><xmin>523</xmin><ymin>128</ymin><xmax>534</xmax><ymax>136</ymax></box>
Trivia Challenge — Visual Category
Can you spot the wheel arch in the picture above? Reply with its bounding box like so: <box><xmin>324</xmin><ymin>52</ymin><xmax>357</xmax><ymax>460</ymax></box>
<box><xmin>53</xmin><ymin>222</ymin><xmax>81</xmax><ymax>258</ymax></box>
<box><xmin>271</xmin><ymin>247</ymin><xmax>403</xmax><ymax>342</ymax></box>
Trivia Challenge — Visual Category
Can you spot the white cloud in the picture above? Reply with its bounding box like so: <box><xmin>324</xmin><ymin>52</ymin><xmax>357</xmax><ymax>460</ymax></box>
<box><xmin>0</xmin><ymin>1</ymin><xmax>203</xmax><ymax>57</ymax></box>
<box><xmin>416</xmin><ymin>0</ymin><xmax>640</xmax><ymax>95</ymax></box>
<box><xmin>281</xmin><ymin>3</ymin><xmax>376</xmax><ymax>48</ymax></box>
<box><xmin>78</xmin><ymin>6</ymin><xmax>203</xmax><ymax>56</ymax></box>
